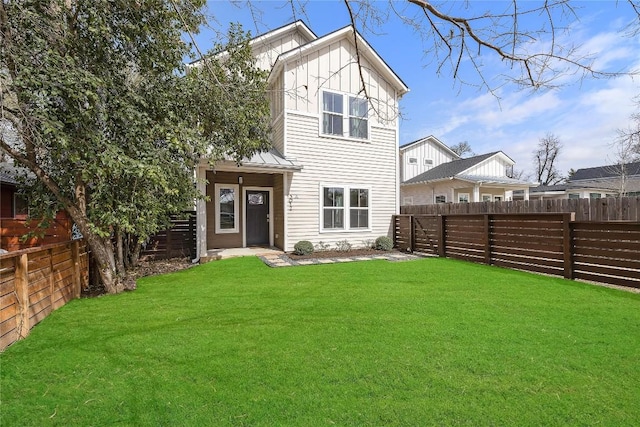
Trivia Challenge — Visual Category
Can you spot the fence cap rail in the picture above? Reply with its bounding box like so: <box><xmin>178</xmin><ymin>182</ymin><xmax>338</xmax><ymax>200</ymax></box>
<box><xmin>0</xmin><ymin>239</ymin><xmax>84</xmax><ymax>259</ymax></box>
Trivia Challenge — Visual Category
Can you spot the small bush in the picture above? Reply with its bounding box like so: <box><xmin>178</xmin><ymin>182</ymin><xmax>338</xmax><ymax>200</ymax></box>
<box><xmin>375</xmin><ymin>236</ymin><xmax>393</xmax><ymax>251</ymax></box>
<box><xmin>335</xmin><ymin>239</ymin><xmax>352</xmax><ymax>252</ymax></box>
<box><xmin>314</xmin><ymin>241</ymin><xmax>331</xmax><ymax>251</ymax></box>
<box><xmin>293</xmin><ymin>240</ymin><xmax>314</xmax><ymax>255</ymax></box>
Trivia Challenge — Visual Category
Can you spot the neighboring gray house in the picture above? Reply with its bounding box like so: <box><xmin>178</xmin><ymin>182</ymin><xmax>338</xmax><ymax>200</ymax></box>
<box><xmin>529</xmin><ymin>161</ymin><xmax>640</xmax><ymax>200</ymax></box>
<box><xmin>192</xmin><ymin>21</ymin><xmax>409</xmax><ymax>257</ymax></box>
<box><xmin>400</xmin><ymin>137</ymin><xmax>531</xmax><ymax>205</ymax></box>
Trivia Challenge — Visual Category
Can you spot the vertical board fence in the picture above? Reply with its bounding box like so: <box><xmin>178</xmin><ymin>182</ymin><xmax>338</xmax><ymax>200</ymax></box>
<box><xmin>401</xmin><ymin>196</ymin><xmax>640</xmax><ymax>222</ymax></box>
<box><xmin>394</xmin><ymin>213</ymin><xmax>640</xmax><ymax>289</ymax></box>
<box><xmin>140</xmin><ymin>211</ymin><xmax>196</xmax><ymax>261</ymax></box>
<box><xmin>0</xmin><ymin>240</ymin><xmax>89</xmax><ymax>350</ymax></box>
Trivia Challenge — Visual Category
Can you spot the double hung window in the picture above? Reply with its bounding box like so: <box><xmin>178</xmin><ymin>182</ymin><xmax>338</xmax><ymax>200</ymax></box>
<box><xmin>322</xmin><ymin>91</ymin><xmax>368</xmax><ymax>139</ymax></box>
<box><xmin>321</xmin><ymin>185</ymin><xmax>370</xmax><ymax>231</ymax></box>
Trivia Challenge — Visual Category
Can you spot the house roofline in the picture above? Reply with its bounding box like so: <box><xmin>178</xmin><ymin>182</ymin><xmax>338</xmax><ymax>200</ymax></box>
<box><xmin>399</xmin><ymin>135</ymin><xmax>460</xmax><ymax>159</ymax></box>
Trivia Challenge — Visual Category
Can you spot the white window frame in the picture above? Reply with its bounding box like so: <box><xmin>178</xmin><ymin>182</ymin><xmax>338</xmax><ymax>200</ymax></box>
<box><xmin>435</xmin><ymin>195</ymin><xmax>446</xmax><ymax>204</ymax></box>
<box><xmin>320</xmin><ymin>90</ymin><xmax>370</xmax><ymax>141</ymax></box>
<box><xmin>458</xmin><ymin>193</ymin><xmax>470</xmax><ymax>203</ymax></box>
<box><xmin>424</xmin><ymin>158</ymin><xmax>434</xmax><ymax>166</ymax></box>
<box><xmin>214</xmin><ymin>183</ymin><xmax>239</xmax><ymax>234</ymax></box>
<box><xmin>407</xmin><ymin>157</ymin><xmax>418</xmax><ymax>165</ymax></box>
<box><xmin>481</xmin><ymin>194</ymin><xmax>492</xmax><ymax>202</ymax></box>
<box><xmin>568</xmin><ymin>193</ymin><xmax>580</xmax><ymax>199</ymax></box>
<box><xmin>319</xmin><ymin>184</ymin><xmax>372</xmax><ymax>233</ymax></box>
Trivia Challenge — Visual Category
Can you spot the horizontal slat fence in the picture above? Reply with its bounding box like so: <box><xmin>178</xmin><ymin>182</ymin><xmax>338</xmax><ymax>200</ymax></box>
<box><xmin>394</xmin><ymin>213</ymin><xmax>640</xmax><ymax>289</ymax></box>
<box><xmin>401</xmin><ymin>196</ymin><xmax>640</xmax><ymax>222</ymax></box>
<box><xmin>572</xmin><ymin>222</ymin><xmax>640</xmax><ymax>287</ymax></box>
<box><xmin>0</xmin><ymin>212</ymin><xmax>72</xmax><ymax>251</ymax></box>
<box><xmin>0</xmin><ymin>240</ymin><xmax>88</xmax><ymax>351</ymax></box>
<box><xmin>140</xmin><ymin>211</ymin><xmax>196</xmax><ymax>261</ymax></box>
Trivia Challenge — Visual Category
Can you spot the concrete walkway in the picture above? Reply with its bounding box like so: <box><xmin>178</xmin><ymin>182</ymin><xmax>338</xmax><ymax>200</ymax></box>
<box><xmin>260</xmin><ymin>251</ymin><xmax>422</xmax><ymax>268</ymax></box>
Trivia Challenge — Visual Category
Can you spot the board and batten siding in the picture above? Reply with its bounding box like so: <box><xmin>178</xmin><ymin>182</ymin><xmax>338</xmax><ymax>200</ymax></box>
<box><xmin>253</xmin><ymin>30</ymin><xmax>313</xmax><ymax>71</ymax></box>
<box><xmin>284</xmin><ymin>112</ymin><xmax>397</xmax><ymax>251</ymax></box>
<box><xmin>400</xmin><ymin>142</ymin><xmax>458</xmax><ymax>182</ymax></box>
<box><xmin>465</xmin><ymin>156</ymin><xmax>512</xmax><ymax>177</ymax></box>
<box><xmin>284</xmin><ymin>38</ymin><xmax>398</xmax><ymax>127</ymax></box>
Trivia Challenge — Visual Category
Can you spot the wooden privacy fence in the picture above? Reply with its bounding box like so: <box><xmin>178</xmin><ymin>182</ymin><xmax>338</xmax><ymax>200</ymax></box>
<box><xmin>140</xmin><ymin>211</ymin><xmax>196</xmax><ymax>261</ymax></box>
<box><xmin>401</xmin><ymin>196</ymin><xmax>640</xmax><ymax>222</ymax></box>
<box><xmin>0</xmin><ymin>212</ymin><xmax>72</xmax><ymax>251</ymax></box>
<box><xmin>394</xmin><ymin>213</ymin><xmax>640</xmax><ymax>289</ymax></box>
<box><xmin>0</xmin><ymin>240</ymin><xmax>89</xmax><ymax>351</ymax></box>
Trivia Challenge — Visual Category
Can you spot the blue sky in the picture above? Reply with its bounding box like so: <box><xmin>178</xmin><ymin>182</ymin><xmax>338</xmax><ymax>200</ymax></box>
<box><xmin>196</xmin><ymin>1</ymin><xmax>640</xmax><ymax>179</ymax></box>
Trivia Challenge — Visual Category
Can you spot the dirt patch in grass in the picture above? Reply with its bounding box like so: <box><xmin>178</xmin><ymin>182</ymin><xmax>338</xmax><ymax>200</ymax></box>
<box><xmin>83</xmin><ymin>257</ymin><xmax>193</xmax><ymax>297</ymax></box>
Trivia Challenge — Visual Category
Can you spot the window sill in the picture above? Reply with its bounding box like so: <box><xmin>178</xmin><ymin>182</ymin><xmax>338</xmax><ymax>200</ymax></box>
<box><xmin>319</xmin><ymin>133</ymin><xmax>371</xmax><ymax>144</ymax></box>
<box><xmin>319</xmin><ymin>228</ymin><xmax>372</xmax><ymax>234</ymax></box>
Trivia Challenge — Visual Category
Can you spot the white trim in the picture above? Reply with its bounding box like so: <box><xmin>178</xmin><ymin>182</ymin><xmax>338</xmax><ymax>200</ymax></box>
<box><xmin>196</xmin><ymin>166</ymin><xmax>208</xmax><ymax>258</ymax></box>
<box><xmin>407</xmin><ymin>157</ymin><xmax>418</xmax><ymax>165</ymax></box>
<box><xmin>214</xmin><ymin>183</ymin><xmax>240</xmax><ymax>234</ymax></box>
<box><xmin>458</xmin><ymin>193</ymin><xmax>470</xmax><ymax>203</ymax></box>
<box><xmin>319</xmin><ymin>183</ymin><xmax>372</xmax><ymax>233</ymax></box>
<box><xmin>242</xmin><ymin>186</ymin><xmax>274</xmax><ymax>248</ymax></box>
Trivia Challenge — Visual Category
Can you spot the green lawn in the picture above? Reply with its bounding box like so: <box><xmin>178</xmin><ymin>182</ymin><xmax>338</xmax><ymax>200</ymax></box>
<box><xmin>1</xmin><ymin>257</ymin><xmax>639</xmax><ymax>426</ymax></box>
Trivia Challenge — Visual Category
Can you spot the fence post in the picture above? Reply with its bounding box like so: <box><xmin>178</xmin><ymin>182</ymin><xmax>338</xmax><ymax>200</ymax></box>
<box><xmin>484</xmin><ymin>214</ymin><xmax>491</xmax><ymax>265</ymax></box>
<box><xmin>189</xmin><ymin>212</ymin><xmax>197</xmax><ymax>259</ymax></box>
<box><xmin>409</xmin><ymin>215</ymin><xmax>415</xmax><ymax>253</ymax></box>
<box><xmin>437</xmin><ymin>215</ymin><xmax>446</xmax><ymax>257</ymax></box>
<box><xmin>15</xmin><ymin>253</ymin><xmax>30</xmax><ymax>339</ymax></box>
<box><xmin>563</xmin><ymin>213</ymin><xmax>575</xmax><ymax>280</ymax></box>
<box><xmin>71</xmin><ymin>240</ymin><xmax>81</xmax><ymax>298</ymax></box>
<box><xmin>166</xmin><ymin>219</ymin><xmax>173</xmax><ymax>259</ymax></box>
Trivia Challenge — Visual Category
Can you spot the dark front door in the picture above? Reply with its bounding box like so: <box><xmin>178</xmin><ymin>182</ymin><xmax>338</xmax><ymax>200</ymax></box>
<box><xmin>246</xmin><ymin>190</ymin><xmax>270</xmax><ymax>246</ymax></box>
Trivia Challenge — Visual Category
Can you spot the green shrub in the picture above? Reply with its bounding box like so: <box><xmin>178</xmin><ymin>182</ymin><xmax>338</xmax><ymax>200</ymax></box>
<box><xmin>375</xmin><ymin>236</ymin><xmax>393</xmax><ymax>251</ymax></box>
<box><xmin>293</xmin><ymin>240</ymin><xmax>314</xmax><ymax>255</ymax></box>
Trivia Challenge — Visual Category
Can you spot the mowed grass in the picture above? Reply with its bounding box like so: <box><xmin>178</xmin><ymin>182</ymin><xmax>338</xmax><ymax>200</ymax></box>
<box><xmin>1</xmin><ymin>257</ymin><xmax>639</xmax><ymax>426</ymax></box>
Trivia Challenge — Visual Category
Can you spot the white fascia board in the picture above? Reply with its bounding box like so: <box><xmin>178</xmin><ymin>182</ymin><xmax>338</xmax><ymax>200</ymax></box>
<box><xmin>249</xmin><ymin>21</ymin><xmax>316</xmax><ymax>50</ymax></box>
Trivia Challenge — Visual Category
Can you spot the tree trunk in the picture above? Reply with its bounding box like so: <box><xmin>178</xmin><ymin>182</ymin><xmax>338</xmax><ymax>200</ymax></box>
<box><xmin>115</xmin><ymin>227</ymin><xmax>125</xmax><ymax>277</ymax></box>
<box><xmin>83</xmin><ymin>230</ymin><xmax>123</xmax><ymax>294</ymax></box>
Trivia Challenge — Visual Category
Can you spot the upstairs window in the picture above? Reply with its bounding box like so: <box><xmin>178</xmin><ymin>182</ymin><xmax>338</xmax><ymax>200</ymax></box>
<box><xmin>349</xmin><ymin>97</ymin><xmax>368</xmax><ymax>139</ymax></box>
<box><xmin>407</xmin><ymin>157</ymin><xmax>418</xmax><ymax>165</ymax></box>
<box><xmin>322</xmin><ymin>92</ymin><xmax>343</xmax><ymax>136</ymax></box>
<box><xmin>322</xmin><ymin>91</ymin><xmax>368</xmax><ymax>139</ymax></box>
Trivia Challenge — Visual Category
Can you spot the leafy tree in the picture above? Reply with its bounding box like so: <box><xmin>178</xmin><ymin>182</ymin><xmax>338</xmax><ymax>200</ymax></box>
<box><xmin>336</xmin><ymin>0</ymin><xmax>640</xmax><ymax>93</ymax></box>
<box><xmin>450</xmin><ymin>141</ymin><xmax>474</xmax><ymax>158</ymax></box>
<box><xmin>533</xmin><ymin>133</ymin><xmax>564</xmax><ymax>186</ymax></box>
<box><xmin>0</xmin><ymin>1</ymin><xmax>270</xmax><ymax>293</ymax></box>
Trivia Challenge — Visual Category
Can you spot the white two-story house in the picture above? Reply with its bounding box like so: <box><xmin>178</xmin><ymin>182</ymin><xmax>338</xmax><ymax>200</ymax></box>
<box><xmin>400</xmin><ymin>136</ymin><xmax>531</xmax><ymax>205</ymax></box>
<box><xmin>194</xmin><ymin>21</ymin><xmax>409</xmax><ymax>257</ymax></box>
